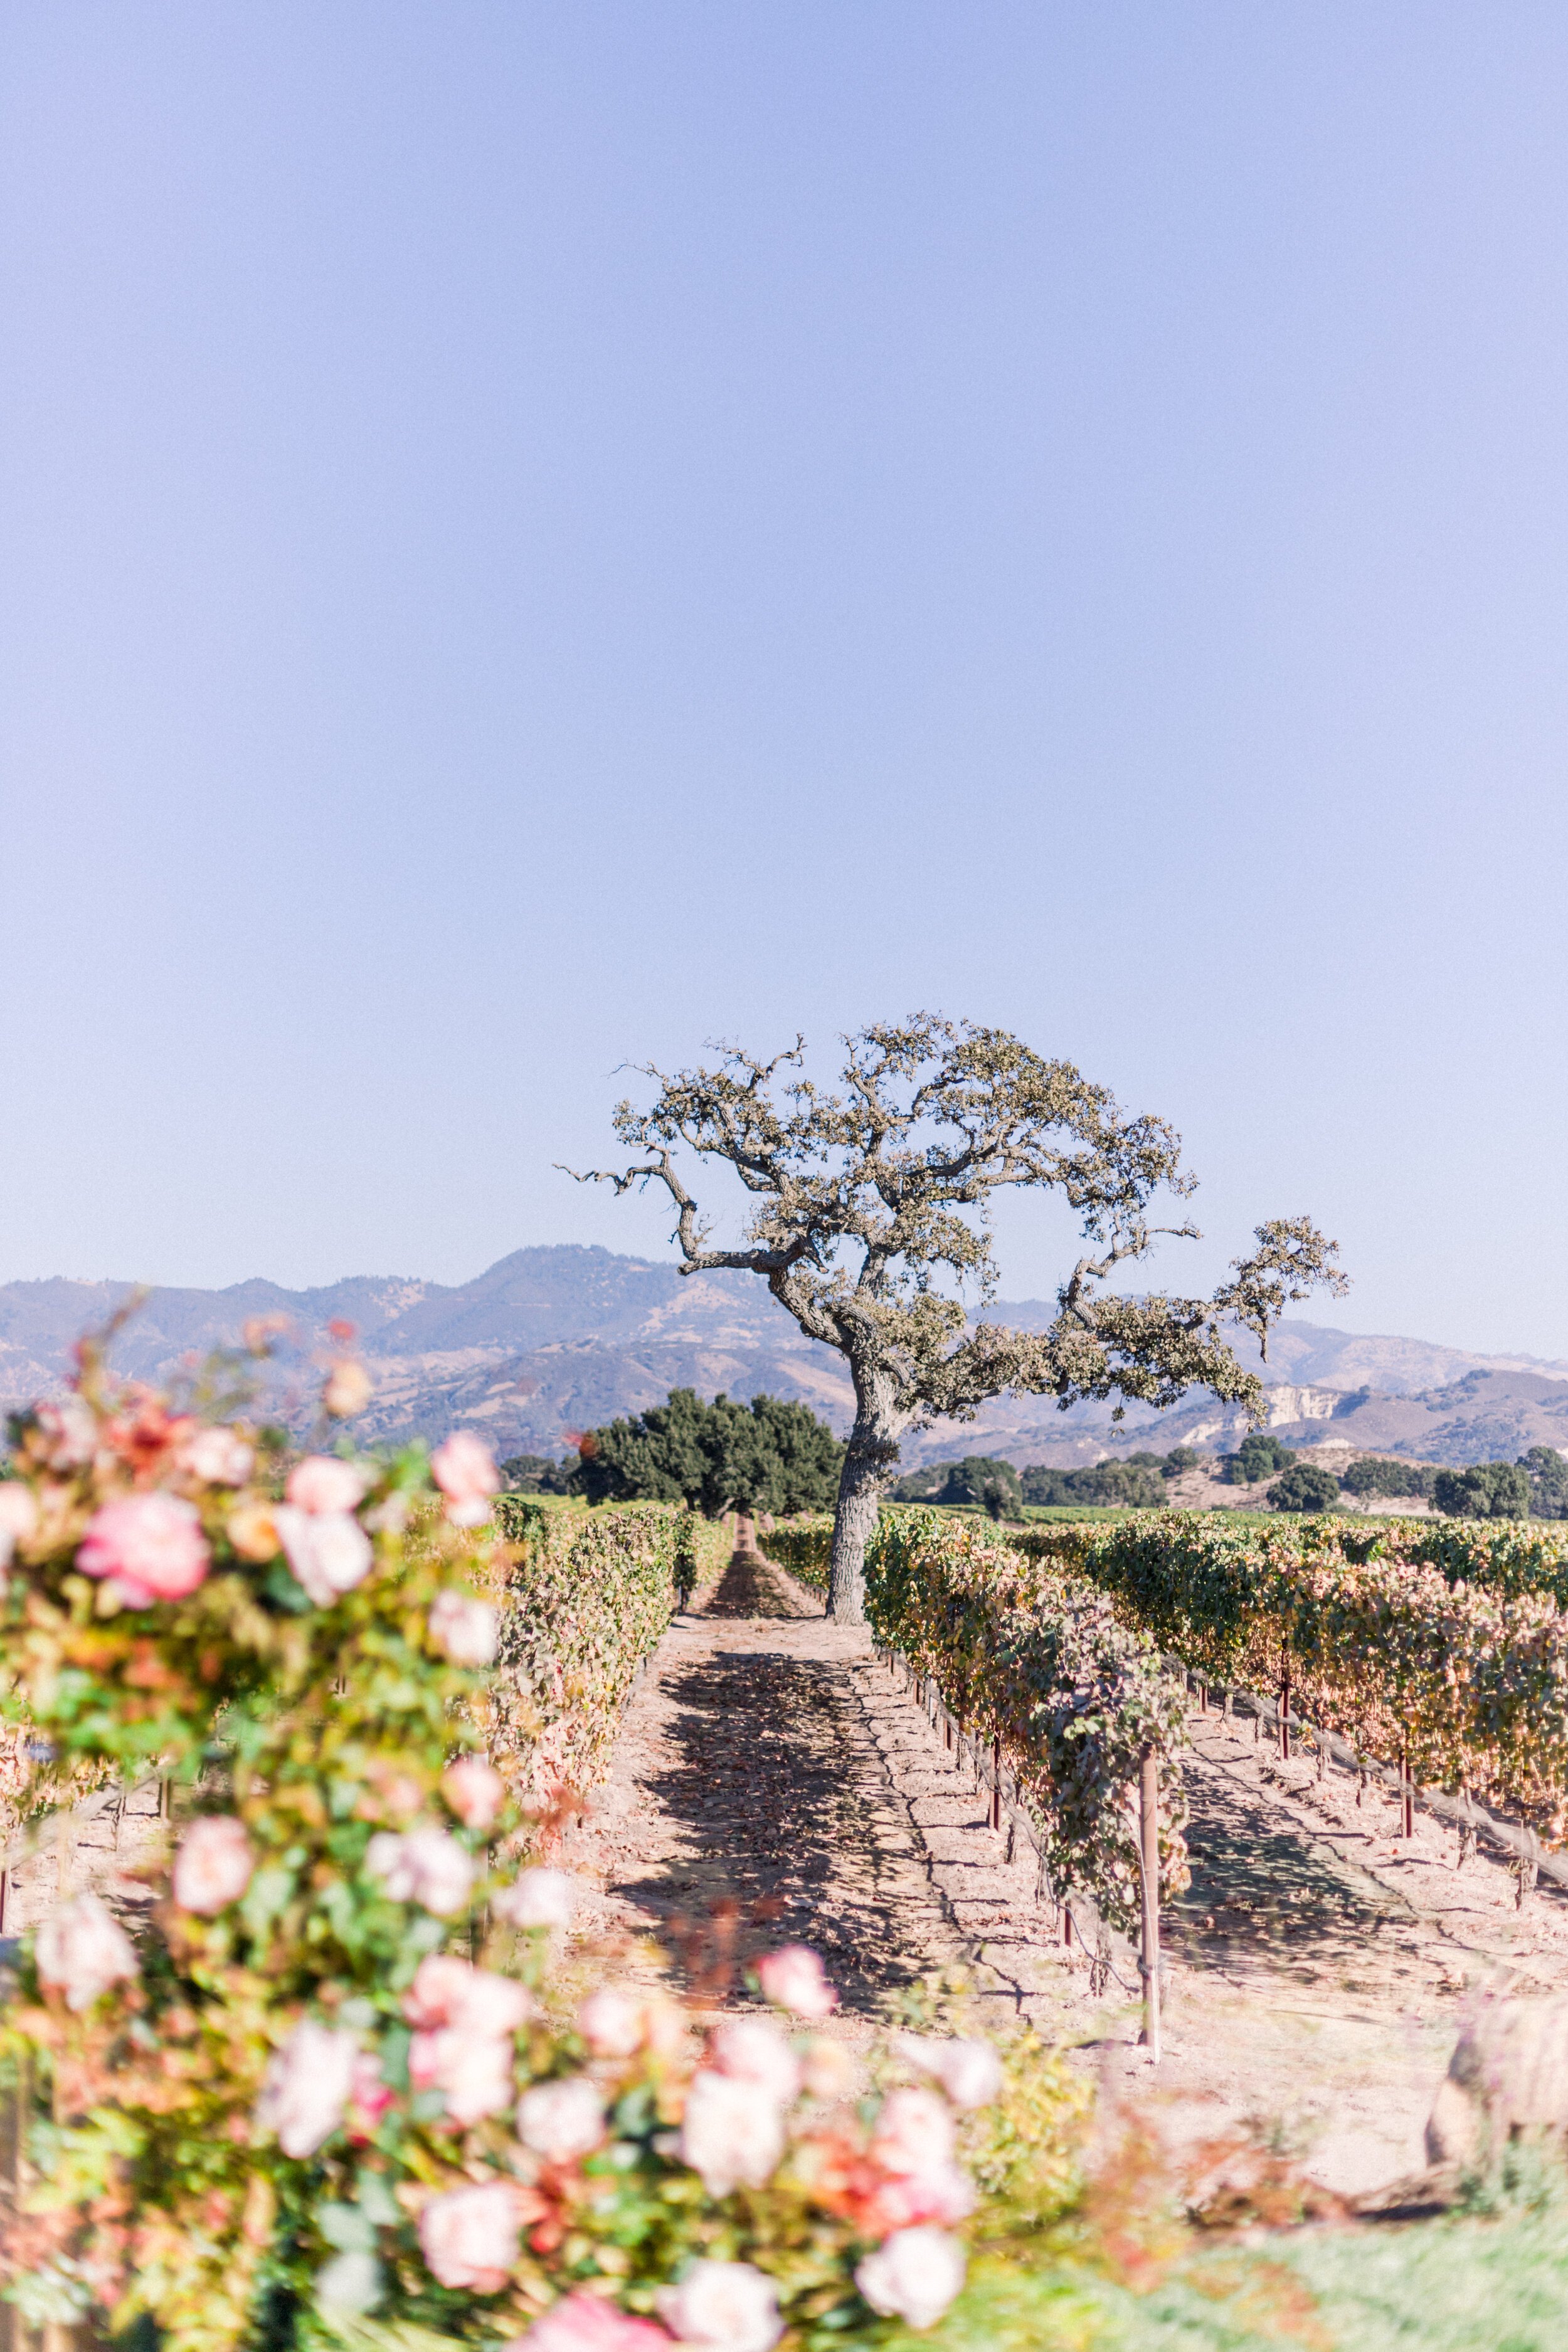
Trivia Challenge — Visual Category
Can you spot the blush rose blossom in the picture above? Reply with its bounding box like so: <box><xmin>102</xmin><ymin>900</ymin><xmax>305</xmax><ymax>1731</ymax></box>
<box><xmin>402</xmin><ymin>1952</ymin><xmax>517</xmax><ymax>2030</ymax></box>
<box><xmin>179</xmin><ymin>1427</ymin><xmax>255</xmax><ymax>1486</ymax></box>
<box><xmin>254</xmin><ymin>2020</ymin><xmax>358</xmax><ymax>2158</ymax></box>
<box><xmin>516</xmin><ymin>2289</ymin><xmax>671</xmax><ymax>2350</ymax></box>
<box><xmin>78</xmin><ymin>1493</ymin><xmax>211</xmax><ymax>1606</ymax></box>
<box><xmin>893</xmin><ymin>2033</ymin><xmax>1002</xmax><ymax>2111</ymax></box>
<box><xmin>517</xmin><ymin>2075</ymin><xmax>606</xmax><ymax>2163</ymax></box>
<box><xmin>578</xmin><ymin>1985</ymin><xmax>647</xmax><ymax>2059</ymax></box>
<box><xmin>418</xmin><ymin>2179</ymin><xmax>524</xmax><ymax>2293</ymax></box>
<box><xmin>366</xmin><ymin>1827</ymin><xmax>476</xmax><ymax>1916</ymax></box>
<box><xmin>854</xmin><ymin>2227</ymin><xmax>967</xmax><ymax>2331</ymax></box>
<box><xmin>679</xmin><ymin>2070</ymin><xmax>787</xmax><ymax>2197</ymax></box>
<box><xmin>285</xmin><ymin>1455</ymin><xmax>367</xmax><ymax>1513</ymax></box>
<box><xmin>35</xmin><ymin>1892</ymin><xmax>139</xmax><ymax>2011</ymax></box>
<box><xmin>755</xmin><ymin>1944</ymin><xmax>837</xmax><ymax>2020</ymax></box>
<box><xmin>495</xmin><ymin>1866</ymin><xmax>575</xmax><ymax>1929</ymax></box>
<box><xmin>442</xmin><ymin>1756</ymin><xmax>506</xmax><ymax>1832</ymax></box>
<box><xmin>428</xmin><ymin>1589</ymin><xmax>500</xmax><ymax>1666</ymax></box>
<box><xmin>655</xmin><ymin>2260</ymin><xmax>783</xmax><ymax>2352</ymax></box>
<box><xmin>411</xmin><ymin>2027</ymin><xmax>518</xmax><ymax>2126</ymax></box>
<box><xmin>36</xmin><ymin>1396</ymin><xmax>98</xmax><ymax>1468</ymax></box>
<box><xmin>430</xmin><ymin>1431</ymin><xmax>501</xmax><ymax>1527</ymax></box>
<box><xmin>172</xmin><ymin>1815</ymin><xmax>255</xmax><ymax>1914</ymax></box>
<box><xmin>707</xmin><ymin>2017</ymin><xmax>802</xmax><ymax>2104</ymax></box>
<box><xmin>871</xmin><ymin>2088</ymin><xmax>955</xmax><ymax>2176</ymax></box>
<box><xmin>0</xmin><ymin>1481</ymin><xmax>40</xmax><ymax>1566</ymax></box>
<box><xmin>273</xmin><ymin>1504</ymin><xmax>373</xmax><ymax>1606</ymax></box>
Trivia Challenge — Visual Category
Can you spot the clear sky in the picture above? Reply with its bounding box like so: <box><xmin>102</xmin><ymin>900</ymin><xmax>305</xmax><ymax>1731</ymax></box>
<box><xmin>4</xmin><ymin>4</ymin><xmax>1567</xmax><ymax>1353</ymax></box>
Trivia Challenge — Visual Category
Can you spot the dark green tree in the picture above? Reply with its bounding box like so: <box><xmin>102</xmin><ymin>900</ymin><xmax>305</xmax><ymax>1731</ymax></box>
<box><xmin>1339</xmin><ymin>1456</ymin><xmax>1437</xmax><ymax>1502</ymax></box>
<box><xmin>1433</xmin><ymin>1461</ymin><xmax>1532</xmax><ymax>1520</ymax></box>
<box><xmin>570</xmin><ymin>1016</ymin><xmax>1347</xmax><ymax>1620</ymax></box>
<box><xmin>578</xmin><ymin>1388</ymin><xmax>844</xmax><ymax>1518</ymax></box>
<box><xmin>934</xmin><ymin>1455</ymin><xmax>1024</xmax><ymax>1518</ymax></box>
<box><xmin>1518</xmin><ymin>1447</ymin><xmax>1568</xmax><ymax>1520</ymax></box>
<box><xmin>1019</xmin><ymin>1457</ymin><xmax>1165</xmax><ymax>1508</ymax></box>
<box><xmin>1220</xmin><ymin>1431</ymin><xmax>1296</xmax><ymax>1485</ymax></box>
<box><xmin>1266</xmin><ymin>1461</ymin><xmax>1341</xmax><ymax>1513</ymax></box>
<box><xmin>499</xmin><ymin>1451</ymin><xmax>581</xmax><ymax>1495</ymax></box>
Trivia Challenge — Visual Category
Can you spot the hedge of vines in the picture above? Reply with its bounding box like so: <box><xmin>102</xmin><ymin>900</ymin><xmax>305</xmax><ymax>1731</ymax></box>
<box><xmin>1018</xmin><ymin>1512</ymin><xmax>1568</xmax><ymax>1833</ymax></box>
<box><xmin>755</xmin><ymin>1513</ymin><xmax>1189</xmax><ymax>1932</ymax></box>
<box><xmin>490</xmin><ymin>1500</ymin><xmax>729</xmax><ymax>1800</ymax></box>
<box><xmin>754</xmin><ymin>1518</ymin><xmax>832</xmax><ymax>1595</ymax></box>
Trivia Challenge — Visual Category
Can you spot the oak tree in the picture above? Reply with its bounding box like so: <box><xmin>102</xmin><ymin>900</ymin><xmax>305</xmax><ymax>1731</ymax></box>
<box><xmin>569</xmin><ymin>1015</ymin><xmax>1347</xmax><ymax>1620</ymax></box>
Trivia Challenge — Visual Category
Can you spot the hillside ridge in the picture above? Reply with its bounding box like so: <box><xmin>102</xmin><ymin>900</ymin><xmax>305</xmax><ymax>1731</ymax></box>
<box><xmin>2</xmin><ymin>1244</ymin><xmax>1562</xmax><ymax>1470</ymax></box>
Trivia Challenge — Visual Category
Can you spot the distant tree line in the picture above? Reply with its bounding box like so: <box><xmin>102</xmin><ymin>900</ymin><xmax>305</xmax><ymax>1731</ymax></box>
<box><xmin>504</xmin><ymin>1389</ymin><xmax>1568</xmax><ymax>1528</ymax></box>
<box><xmin>502</xmin><ymin>1389</ymin><xmax>844</xmax><ymax>1518</ymax></box>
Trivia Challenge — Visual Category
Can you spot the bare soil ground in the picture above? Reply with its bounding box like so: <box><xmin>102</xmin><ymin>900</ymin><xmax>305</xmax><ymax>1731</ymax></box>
<box><xmin>566</xmin><ymin>1538</ymin><xmax>1568</xmax><ymax>2199</ymax></box>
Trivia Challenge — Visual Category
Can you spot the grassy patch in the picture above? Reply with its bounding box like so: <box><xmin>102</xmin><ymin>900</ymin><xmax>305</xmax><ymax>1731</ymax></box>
<box><xmin>904</xmin><ymin>2196</ymin><xmax>1568</xmax><ymax>2352</ymax></box>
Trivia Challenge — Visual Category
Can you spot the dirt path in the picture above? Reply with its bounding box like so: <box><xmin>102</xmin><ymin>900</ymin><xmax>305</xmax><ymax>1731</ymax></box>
<box><xmin>568</xmin><ymin>1539</ymin><xmax>1568</xmax><ymax>2197</ymax></box>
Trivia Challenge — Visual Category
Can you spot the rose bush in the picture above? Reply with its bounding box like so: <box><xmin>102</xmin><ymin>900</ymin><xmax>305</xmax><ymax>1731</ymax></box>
<box><xmin>0</xmin><ymin>1338</ymin><xmax>1009</xmax><ymax>2350</ymax></box>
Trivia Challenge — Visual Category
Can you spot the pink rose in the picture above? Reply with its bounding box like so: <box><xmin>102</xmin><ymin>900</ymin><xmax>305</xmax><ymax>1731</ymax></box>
<box><xmin>0</xmin><ymin>1481</ymin><xmax>40</xmax><ymax>1566</ymax></box>
<box><xmin>516</xmin><ymin>2075</ymin><xmax>606</xmax><ymax>2162</ymax></box>
<box><xmin>755</xmin><ymin>1944</ymin><xmax>837</xmax><ymax>2020</ymax></box>
<box><xmin>514</xmin><ymin>2290</ymin><xmax>672</xmax><ymax>2350</ymax></box>
<box><xmin>172</xmin><ymin>1815</ymin><xmax>255</xmax><ymax>1914</ymax></box>
<box><xmin>273</xmin><ymin>1505</ymin><xmax>373</xmax><ymax>1606</ymax></box>
<box><xmin>578</xmin><ymin>1986</ymin><xmax>647</xmax><ymax>2059</ymax></box>
<box><xmin>861</xmin><ymin>2161</ymin><xmax>973</xmax><ymax>2230</ymax></box>
<box><xmin>428</xmin><ymin>1588</ymin><xmax>500</xmax><ymax>1666</ymax></box>
<box><xmin>707</xmin><ymin>2018</ymin><xmax>801</xmax><ymax>2104</ymax></box>
<box><xmin>854</xmin><ymin>2227</ymin><xmax>966</xmax><ymax>2330</ymax></box>
<box><xmin>286</xmin><ymin>1455</ymin><xmax>367</xmax><ymax>1513</ymax></box>
<box><xmin>411</xmin><ymin>2026</ymin><xmax>517</xmax><ymax>2126</ymax></box>
<box><xmin>656</xmin><ymin>2260</ymin><xmax>782</xmax><ymax>2352</ymax></box>
<box><xmin>418</xmin><ymin>2179</ymin><xmax>523</xmax><ymax>2292</ymax></box>
<box><xmin>442</xmin><ymin>1757</ymin><xmax>506</xmax><ymax>1833</ymax></box>
<box><xmin>180</xmin><ymin>1428</ymin><xmax>255</xmax><ymax>1486</ymax></box>
<box><xmin>893</xmin><ymin>2033</ymin><xmax>1002</xmax><ymax>2111</ymax></box>
<box><xmin>366</xmin><ymin>1827</ymin><xmax>475</xmax><ymax>1916</ymax></box>
<box><xmin>78</xmin><ymin>1493</ymin><xmax>210</xmax><ymax>1606</ymax></box>
<box><xmin>254</xmin><ymin>2019</ymin><xmax>358</xmax><ymax>2157</ymax></box>
<box><xmin>679</xmin><ymin>2070</ymin><xmax>785</xmax><ymax>2196</ymax></box>
<box><xmin>871</xmin><ymin>2087</ymin><xmax>955</xmax><ymax>2176</ymax></box>
<box><xmin>494</xmin><ymin>1867</ymin><xmax>575</xmax><ymax>1929</ymax></box>
<box><xmin>35</xmin><ymin>1892</ymin><xmax>139</xmax><ymax>2011</ymax></box>
<box><xmin>403</xmin><ymin>1954</ymin><xmax>532</xmax><ymax>2037</ymax></box>
<box><xmin>430</xmin><ymin>1431</ymin><xmax>501</xmax><ymax>1527</ymax></box>
<box><xmin>348</xmin><ymin>2048</ymin><xmax>395</xmax><ymax>2137</ymax></box>
<box><xmin>36</xmin><ymin>1396</ymin><xmax>98</xmax><ymax>1469</ymax></box>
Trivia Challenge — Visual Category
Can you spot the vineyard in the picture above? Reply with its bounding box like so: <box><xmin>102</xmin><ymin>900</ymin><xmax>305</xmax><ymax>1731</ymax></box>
<box><xmin>4</xmin><ymin>1361</ymin><xmax>1568</xmax><ymax>2352</ymax></box>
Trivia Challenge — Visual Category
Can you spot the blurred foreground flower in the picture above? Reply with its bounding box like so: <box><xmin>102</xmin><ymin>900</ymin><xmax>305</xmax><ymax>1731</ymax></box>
<box><xmin>432</xmin><ymin>1429</ymin><xmax>501</xmax><ymax>1526</ymax></box>
<box><xmin>35</xmin><ymin>1893</ymin><xmax>138</xmax><ymax>2011</ymax></box>
<box><xmin>78</xmin><ymin>1491</ymin><xmax>210</xmax><ymax>1605</ymax></box>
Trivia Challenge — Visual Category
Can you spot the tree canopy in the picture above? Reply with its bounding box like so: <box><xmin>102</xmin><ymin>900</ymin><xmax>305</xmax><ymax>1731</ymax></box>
<box><xmin>573</xmin><ymin>1387</ymin><xmax>844</xmax><ymax>1518</ymax></box>
<box><xmin>1432</xmin><ymin>1461</ymin><xmax>1532</xmax><ymax>1520</ymax></box>
<box><xmin>571</xmin><ymin>1015</ymin><xmax>1347</xmax><ymax>1618</ymax></box>
<box><xmin>1266</xmin><ymin>1460</ymin><xmax>1341</xmax><ymax>1513</ymax></box>
<box><xmin>1338</xmin><ymin>1455</ymin><xmax>1437</xmax><ymax>1502</ymax></box>
<box><xmin>1220</xmin><ymin>1431</ymin><xmax>1296</xmax><ymax>1486</ymax></box>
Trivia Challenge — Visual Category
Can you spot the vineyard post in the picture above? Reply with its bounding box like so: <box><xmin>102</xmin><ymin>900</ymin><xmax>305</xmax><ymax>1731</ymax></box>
<box><xmin>1279</xmin><ymin>1663</ymin><xmax>1291</xmax><ymax>1762</ymax></box>
<box><xmin>1138</xmin><ymin>1745</ymin><xmax>1161</xmax><ymax>2061</ymax></box>
<box><xmin>990</xmin><ymin>1735</ymin><xmax>1002</xmax><ymax>1830</ymax></box>
<box><xmin>1401</xmin><ymin>1745</ymin><xmax>1413</xmax><ymax>1839</ymax></box>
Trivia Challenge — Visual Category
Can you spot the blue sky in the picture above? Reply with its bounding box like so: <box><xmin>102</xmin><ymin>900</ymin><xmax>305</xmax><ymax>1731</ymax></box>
<box><xmin>4</xmin><ymin>4</ymin><xmax>1567</xmax><ymax>1353</ymax></box>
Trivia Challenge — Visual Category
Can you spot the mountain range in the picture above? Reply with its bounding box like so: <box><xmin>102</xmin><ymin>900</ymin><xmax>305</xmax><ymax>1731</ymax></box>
<box><xmin>3</xmin><ymin>1246</ymin><xmax>1566</xmax><ymax>1471</ymax></box>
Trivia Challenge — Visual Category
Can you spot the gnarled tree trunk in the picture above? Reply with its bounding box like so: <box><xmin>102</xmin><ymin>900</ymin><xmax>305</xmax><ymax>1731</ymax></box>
<box><xmin>828</xmin><ymin>1370</ymin><xmax>903</xmax><ymax>1623</ymax></box>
